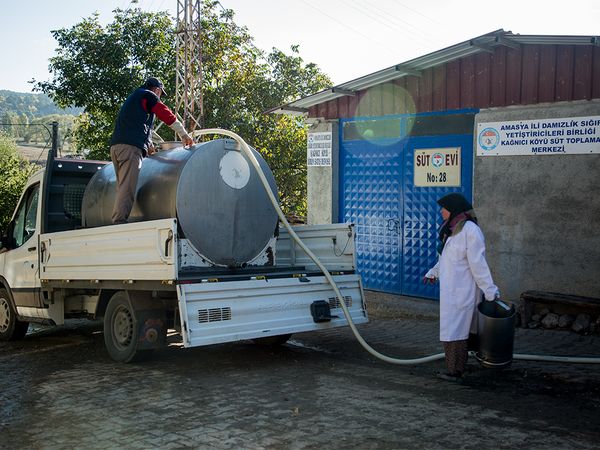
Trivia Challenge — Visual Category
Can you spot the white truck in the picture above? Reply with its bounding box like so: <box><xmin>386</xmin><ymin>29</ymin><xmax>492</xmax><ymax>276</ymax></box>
<box><xmin>0</xmin><ymin>138</ymin><xmax>367</xmax><ymax>362</ymax></box>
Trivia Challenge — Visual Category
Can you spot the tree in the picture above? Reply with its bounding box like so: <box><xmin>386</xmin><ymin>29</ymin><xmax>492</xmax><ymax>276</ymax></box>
<box><xmin>35</xmin><ymin>1</ymin><xmax>331</xmax><ymax>218</ymax></box>
<box><xmin>1</xmin><ymin>112</ymin><xmax>16</xmax><ymax>137</ymax></box>
<box><xmin>0</xmin><ymin>133</ymin><xmax>35</xmax><ymax>232</ymax></box>
<box><xmin>35</xmin><ymin>7</ymin><xmax>176</xmax><ymax>159</ymax></box>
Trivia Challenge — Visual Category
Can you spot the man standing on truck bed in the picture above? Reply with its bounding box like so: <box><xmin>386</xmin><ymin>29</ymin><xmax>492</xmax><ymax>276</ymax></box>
<box><xmin>110</xmin><ymin>77</ymin><xmax>194</xmax><ymax>224</ymax></box>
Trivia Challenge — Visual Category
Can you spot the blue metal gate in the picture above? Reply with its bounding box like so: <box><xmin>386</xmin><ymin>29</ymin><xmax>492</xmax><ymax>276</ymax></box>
<box><xmin>339</xmin><ymin>111</ymin><xmax>475</xmax><ymax>299</ymax></box>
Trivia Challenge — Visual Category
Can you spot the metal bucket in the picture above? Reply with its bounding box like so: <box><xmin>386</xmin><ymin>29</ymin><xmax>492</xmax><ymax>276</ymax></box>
<box><xmin>475</xmin><ymin>300</ymin><xmax>516</xmax><ymax>369</ymax></box>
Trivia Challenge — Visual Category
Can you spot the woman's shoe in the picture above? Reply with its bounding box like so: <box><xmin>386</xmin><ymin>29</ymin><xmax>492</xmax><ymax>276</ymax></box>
<box><xmin>436</xmin><ymin>371</ymin><xmax>464</xmax><ymax>383</ymax></box>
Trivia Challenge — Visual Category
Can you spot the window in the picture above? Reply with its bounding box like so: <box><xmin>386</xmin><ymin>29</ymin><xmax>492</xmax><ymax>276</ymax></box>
<box><xmin>406</xmin><ymin>114</ymin><xmax>475</xmax><ymax>136</ymax></box>
<box><xmin>343</xmin><ymin>118</ymin><xmax>401</xmax><ymax>141</ymax></box>
<box><xmin>11</xmin><ymin>184</ymin><xmax>39</xmax><ymax>248</ymax></box>
<box><xmin>342</xmin><ymin>114</ymin><xmax>475</xmax><ymax>141</ymax></box>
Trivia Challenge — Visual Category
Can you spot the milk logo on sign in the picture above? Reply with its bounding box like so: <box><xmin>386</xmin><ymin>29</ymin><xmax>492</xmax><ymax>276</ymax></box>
<box><xmin>431</xmin><ymin>153</ymin><xmax>444</xmax><ymax>168</ymax></box>
<box><xmin>478</xmin><ymin>127</ymin><xmax>500</xmax><ymax>151</ymax></box>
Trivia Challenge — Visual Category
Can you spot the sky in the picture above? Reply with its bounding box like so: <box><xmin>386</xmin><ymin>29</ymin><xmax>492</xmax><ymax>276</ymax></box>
<box><xmin>0</xmin><ymin>0</ymin><xmax>599</xmax><ymax>93</ymax></box>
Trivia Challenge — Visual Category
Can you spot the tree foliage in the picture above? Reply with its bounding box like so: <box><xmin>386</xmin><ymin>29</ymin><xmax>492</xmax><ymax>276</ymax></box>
<box><xmin>35</xmin><ymin>1</ymin><xmax>331</xmax><ymax>217</ymax></box>
<box><xmin>35</xmin><ymin>8</ymin><xmax>176</xmax><ymax>160</ymax></box>
<box><xmin>0</xmin><ymin>133</ymin><xmax>35</xmax><ymax>232</ymax></box>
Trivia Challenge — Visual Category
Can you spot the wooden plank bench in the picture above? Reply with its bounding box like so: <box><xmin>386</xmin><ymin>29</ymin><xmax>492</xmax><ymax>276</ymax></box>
<box><xmin>520</xmin><ymin>290</ymin><xmax>600</xmax><ymax>328</ymax></box>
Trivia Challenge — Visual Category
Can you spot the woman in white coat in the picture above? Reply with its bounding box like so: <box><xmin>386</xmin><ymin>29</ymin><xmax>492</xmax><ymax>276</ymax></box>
<box><xmin>424</xmin><ymin>193</ymin><xmax>499</xmax><ymax>381</ymax></box>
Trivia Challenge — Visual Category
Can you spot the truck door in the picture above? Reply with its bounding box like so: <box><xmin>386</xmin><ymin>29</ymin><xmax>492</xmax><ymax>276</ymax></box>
<box><xmin>3</xmin><ymin>182</ymin><xmax>43</xmax><ymax>308</ymax></box>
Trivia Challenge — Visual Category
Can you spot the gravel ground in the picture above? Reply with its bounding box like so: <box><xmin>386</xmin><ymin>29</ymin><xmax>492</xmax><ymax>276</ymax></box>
<box><xmin>1</xmin><ymin>291</ymin><xmax>599</xmax><ymax>449</ymax></box>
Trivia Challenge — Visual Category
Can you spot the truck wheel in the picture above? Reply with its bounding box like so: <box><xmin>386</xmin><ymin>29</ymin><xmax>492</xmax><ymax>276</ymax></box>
<box><xmin>0</xmin><ymin>288</ymin><xmax>29</xmax><ymax>341</ymax></box>
<box><xmin>104</xmin><ymin>291</ymin><xmax>146</xmax><ymax>363</ymax></box>
<box><xmin>252</xmin><ymin>334</ymin><xmax>292</xmax><ymax>346</ymax></box>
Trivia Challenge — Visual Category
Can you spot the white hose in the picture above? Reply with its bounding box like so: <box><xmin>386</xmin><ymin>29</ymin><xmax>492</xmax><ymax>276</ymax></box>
<box><xmin>513</xmin><ymin>354</ymin><xmax>600</xmax><ymax>363</ymax></box>
<box><xmin>151</xmin><ymin>130</ymin><xmax>165</xmax><ymax>143</ymax></box>
<box><xmin>191</xmin><ymin>129</ymin><xmax>600</xmax><ymax>366</ymax></box>
<box><xmin>470</xmin><ymin>351</ymin><xmax>600</xmax><ymax>364</ymax></box>
<box><xmin>192</xmin><ymin>128</ymin><xmax>444</xmax><ymax>365</ymax></box>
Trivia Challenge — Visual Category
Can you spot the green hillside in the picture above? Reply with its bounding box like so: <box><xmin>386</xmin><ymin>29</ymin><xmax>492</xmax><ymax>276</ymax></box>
<box><xmin>0</xmin><ymin>90</ymin><xmax>81</xmax><ymax>157</ymax></box>
<box><xmin>0</xmin><ymin>89</ymin><xmax>81</xmax><ymax>118</ymax></box>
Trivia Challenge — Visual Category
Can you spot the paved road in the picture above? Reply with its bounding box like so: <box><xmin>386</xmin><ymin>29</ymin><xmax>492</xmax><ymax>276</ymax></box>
<box><xmin>1</xmin><ymin>303</ymin><xmax>599</xmax><ymax>449</ymax></box>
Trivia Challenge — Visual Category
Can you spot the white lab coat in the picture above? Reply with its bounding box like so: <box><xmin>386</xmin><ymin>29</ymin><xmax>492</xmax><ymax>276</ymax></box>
<box><xmin>425</xmin><ymin>221</ymin><xmax>499</xmax><ymax>342</ymax></box>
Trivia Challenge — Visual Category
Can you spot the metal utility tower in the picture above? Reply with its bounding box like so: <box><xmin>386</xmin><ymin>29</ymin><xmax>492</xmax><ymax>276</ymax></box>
<box><xmin>175</xmin><ymin>0</ymin><xmax>204</xmax><ymax>132</ymax></box>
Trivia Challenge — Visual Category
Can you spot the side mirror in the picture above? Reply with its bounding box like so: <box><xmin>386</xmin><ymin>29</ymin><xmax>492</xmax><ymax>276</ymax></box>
<box><xmin>1</xmin><ymin>225</ymin><xmax>14</xmax><ymax>250</ymax></box>
<box><xmin>1</xmin><ymin>221</ymin><xmax>14</xmax><ymax>250</ymax></box>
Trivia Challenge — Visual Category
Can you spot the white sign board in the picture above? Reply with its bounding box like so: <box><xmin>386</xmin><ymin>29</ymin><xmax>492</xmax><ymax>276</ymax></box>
<box><xmin>307</xmin><ymin>132</ymin><xmax>332</xmax><ymax>166</ymax></box>
<box><xmin>477</xmin><ymin>116</ymin><xmax>600</xmax><ymax>156</ymax></box>
<box><xmin>414</xmin><ymin>147</ymin><xmax>461</xmax><ymax>187</ymax></box>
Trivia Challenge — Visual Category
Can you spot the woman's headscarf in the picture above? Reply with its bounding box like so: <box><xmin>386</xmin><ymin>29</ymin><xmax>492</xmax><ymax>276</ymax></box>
<box><xmin>437</xmin><ymin>193</ymin><xmax>477</xmax><ymax>253</ymax></box>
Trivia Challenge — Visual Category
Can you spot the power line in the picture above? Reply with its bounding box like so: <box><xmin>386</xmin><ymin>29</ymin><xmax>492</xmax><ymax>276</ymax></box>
<box><xmin>298</xmin><ymin>0</ymin><xmax>400</xmax><ymax>57</ymax></box>
<box><xmin>215</xmin><ymin>1</ymin><xmax>309</xmax><ymax>101</ymax></box>
<box><xmin>154</xmin><ymin>0</ymin><xmax>170</xmax><ymax>12</ymax></box>
<box><xmin>344</xmin><ymin>0</ymin><xmax>438</xmax><ymax>45</ymax></box>
<box><xmin>33</xmin><ymin>136</ymin><xmax>52</xmax><ymax>165</ymax></box>
<box><xmin>393</xmin><ymin>0</ymin><xmax>442</xmax><ymax>26</ymax></box>
<box><xmin>360</xmin><ymin>0</ymin><xmax>438</xmax><ymax>42</ymax></box>
<box><xmin>119</xmin><ymin>0</ymin><xmax>129</xmax><ymax>10</ymax></box>
<box><xmin>0</xmin><ymin>123</ymin><xmax>52</xmax><ymax>140</ymax></box>
<box><xmin>0</xmin><ymin>123</ymin><xmax>55</xmax><ymax>163</ymax></box>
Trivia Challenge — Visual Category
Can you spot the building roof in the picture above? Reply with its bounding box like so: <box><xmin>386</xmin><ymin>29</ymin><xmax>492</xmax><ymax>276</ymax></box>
<box><xmin>269</xmin><ymin>29</ymin><xmax>600</xmax><ymax>115</ymax></box>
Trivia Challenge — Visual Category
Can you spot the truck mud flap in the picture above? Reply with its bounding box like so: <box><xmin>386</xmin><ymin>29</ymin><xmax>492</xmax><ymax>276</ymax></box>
<box><xmin>127</xmin><ymin>291</ymin><xmax>167</xmax><ymax>350</ymax></box>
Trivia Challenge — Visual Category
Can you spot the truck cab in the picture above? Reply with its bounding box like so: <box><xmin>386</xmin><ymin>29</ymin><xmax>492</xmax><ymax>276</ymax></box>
<box><xmin>0</xmin><ymin>171</ymin><xmax>42</xmax><ymax>339</ymax></box>
<box><xmin>1</xmin><ymin>158</ymin><xmax>106</xmax><ymax>339</ymax></box>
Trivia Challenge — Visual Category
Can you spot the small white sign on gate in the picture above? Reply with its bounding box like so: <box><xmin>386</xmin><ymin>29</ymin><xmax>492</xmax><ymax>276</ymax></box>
<box><xmin>414</xmin><ymin>147</ymin><xmax>461</xmax><ymax>187</ymax></box>
<box><xmin>307</xmin><ymin>132</ymin><xmax>332</xmax><ymax>167</ymax></box>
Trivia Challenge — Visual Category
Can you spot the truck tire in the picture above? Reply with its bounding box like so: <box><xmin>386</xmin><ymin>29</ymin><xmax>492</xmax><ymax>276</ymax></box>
<box><xmin>0</xmin><ymin>288</ymin><xmax>29</xmax><ymax>341</ymax></box>
<box><xmin>103</xmin><ymin>291</ymin><xmax>147</xmax><ymax>363</ymax></box>
<box><xmin>252</xmin><ymin>334</ymin><xmax>292</xmax><ymax>346</ymax></box>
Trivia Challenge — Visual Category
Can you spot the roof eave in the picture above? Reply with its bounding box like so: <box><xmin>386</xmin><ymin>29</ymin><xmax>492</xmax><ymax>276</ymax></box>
<box><xmin>271</xmin><ymin>30</ymin><xmax>600</xmax><ymax>114</ymax></box>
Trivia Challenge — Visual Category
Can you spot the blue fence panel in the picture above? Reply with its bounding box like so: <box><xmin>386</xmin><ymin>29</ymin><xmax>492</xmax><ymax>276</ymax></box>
<box><xmin>339</xmin><ymin>111</ymin><xmax>474</xmax><ymax>299</ymax></box>
<box><xmin>340</xmin><ymin>139</ymin><xmax>404</xmax><ymax>293</ymax></box>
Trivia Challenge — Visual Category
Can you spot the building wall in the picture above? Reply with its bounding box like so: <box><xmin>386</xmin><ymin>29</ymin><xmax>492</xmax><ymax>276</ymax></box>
<box><xmin>309</xmin><ymin>44</ymin><xmax>600</xmax><ymax>120</ymax></box>
<box><xmin>304</xmin><ymin>40</ymin><xmax>600</xmax><ymax>300</ymax></box>
<box><xmin>307</xmin><ymin>121</ymin><xmax>339</xmax><ymax>225</ymax></box>
<box><xmin>474</xmin><ymin>100</ymin><xmax>600</xmax><ymax>300</ymax></box>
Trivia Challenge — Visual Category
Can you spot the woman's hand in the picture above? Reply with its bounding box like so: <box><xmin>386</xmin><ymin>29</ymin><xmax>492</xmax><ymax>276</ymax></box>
<box><xmin>422</xmin><ymin>276</ymin><xmax>437</xmax><ymax>285</ymax></box>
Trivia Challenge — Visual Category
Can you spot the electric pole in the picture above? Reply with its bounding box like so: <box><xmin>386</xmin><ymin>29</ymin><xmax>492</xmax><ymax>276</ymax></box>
<box><xmin>175</xmin><ymin>0</ymin><xmax>204</xmax><ymax>132</ymax></box>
